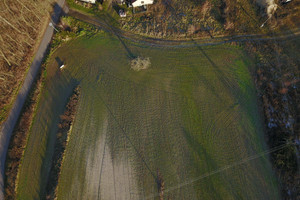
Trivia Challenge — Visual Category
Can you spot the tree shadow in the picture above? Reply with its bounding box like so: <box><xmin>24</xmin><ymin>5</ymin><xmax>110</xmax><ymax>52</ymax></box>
<box><xmin>181</xmin><ymin>127</ymin><xmax>223</xmax><ymax>199</ymax></box>
<box><xmin>55</xmin><ymin>57</ymin><xmax>64</xmax><ymax>66</ymax></box>
<box><xmin>103</xmin><ymin>14</ymin><xmax>136</xmax><ymax>59</ymax></box>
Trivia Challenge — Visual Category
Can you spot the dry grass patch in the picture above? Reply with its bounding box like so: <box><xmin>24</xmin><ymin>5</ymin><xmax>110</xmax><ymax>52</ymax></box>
<box><xmin>0</xmin><ymin>0</ymin><xmax>55</xmax><ymax>123</ymax></box>
<box><xmin>131</xmin><ymin>56</ymin><xmax>151</xmax><ymax>71</ymax></box>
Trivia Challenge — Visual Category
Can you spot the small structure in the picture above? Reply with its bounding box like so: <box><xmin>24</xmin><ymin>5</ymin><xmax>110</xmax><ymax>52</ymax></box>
<box><xmin>281</xmin><ymin>0</ymin><xmax>292</xmax><ymax>4</ymax></box>
<box><xmin>130</xmin><ymin>0</ymin><xmax>154</xmax><ymax>7</ymax></box>
<box><xmin>79</xmin><ymin>0</ymin><xmax>96</xmax><ymax>4</ymax></box>
<box><xmin>60</xmin><ymin>64</ymin><xmax>65</xmax><ymax>70</ymax></box>
<box><xmin>119</xmin><ymin>9</ymin><xmax>126</xmax><ymax>17</ymax></box>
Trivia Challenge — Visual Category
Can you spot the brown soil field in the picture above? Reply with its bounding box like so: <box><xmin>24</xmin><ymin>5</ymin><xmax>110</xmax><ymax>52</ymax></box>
<box><xmin>0</xmin><ymin>0</ymin><xmax>55</xmax><ymax>123</ymax></box>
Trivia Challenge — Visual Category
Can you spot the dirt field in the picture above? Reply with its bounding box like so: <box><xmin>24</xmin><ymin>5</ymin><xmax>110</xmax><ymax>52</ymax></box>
<box><xmin>16</xmin><ymin>32</ymin><xmax>280</xmax><ymax>199</ymax></box>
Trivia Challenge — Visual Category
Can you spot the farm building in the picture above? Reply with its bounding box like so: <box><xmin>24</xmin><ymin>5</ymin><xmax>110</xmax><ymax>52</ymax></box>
<box><xmin>79</xmin><ymin>0</ymin><xmax>97</xmax><ymax>3</ymax></box>
<box><xmin>130</xmin><ymin>0</ymin><xmax>154</xmax><ymax>7</ymax></box>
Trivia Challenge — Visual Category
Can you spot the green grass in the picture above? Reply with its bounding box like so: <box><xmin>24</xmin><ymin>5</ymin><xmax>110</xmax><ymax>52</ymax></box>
<box><xmin>16</xmin><ymin>32</ymin><xmax>280</xmax><ymax>199</ymax></box>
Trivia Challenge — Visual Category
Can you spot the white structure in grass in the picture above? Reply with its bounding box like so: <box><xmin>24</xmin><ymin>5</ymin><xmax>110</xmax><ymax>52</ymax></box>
<box><xmin>131</xmin><ymin>0</ymin><xmax>154</xmax><ymax>7</ymax></box>
<box><xmin>80</xmin><ymin>0</ymin><xmax>96</xmax><ymax>3</ymax></box>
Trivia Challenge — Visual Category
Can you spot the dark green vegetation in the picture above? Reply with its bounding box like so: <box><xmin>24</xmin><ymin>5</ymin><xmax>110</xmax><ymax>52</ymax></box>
<box><xmin>246</xmin><ymin>37</ymin><xmax>300</xmax><ymax>198</ymax></box>
<box><xmin>4</xmin><ymin>63</ymin><xmax>45</xmax><ymax>200</ymax></box>
<box><xmin>120</xmin><ymin>0</ymin><xmax>263</xmax><ymax>38</ymax></box>
<box><xmin>52</xmin><ymin>16</ymin><xmax>99</xmax><ymax>49</ymax></box>
<box><xmin>15</xmin><ymin>31</ymin><xmax>280</xmax><ymax>199</ymax></box>
<box><xmin>45</xmin><ymin>86</ymin><xmax>80</xmax><ymax>200</ymax></box>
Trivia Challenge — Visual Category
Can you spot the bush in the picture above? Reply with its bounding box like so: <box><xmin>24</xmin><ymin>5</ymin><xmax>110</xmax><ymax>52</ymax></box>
<box><xmin>130</xmin><ymin>57</ymin><xmax>151</xmax><ymax>71</ymax></box>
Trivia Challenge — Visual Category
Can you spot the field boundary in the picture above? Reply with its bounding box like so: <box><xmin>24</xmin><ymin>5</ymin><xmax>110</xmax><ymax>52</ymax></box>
<box><xmin>68</xmin><ymin>9</ymin><xmax>300</xmax><ymax>49</ymax></box>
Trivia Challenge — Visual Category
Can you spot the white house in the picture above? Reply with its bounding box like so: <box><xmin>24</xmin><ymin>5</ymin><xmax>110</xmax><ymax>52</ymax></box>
<box><xmin>80</xmin><ymin>0</ymin><xmax>96</xmax><ymax>3</ymax></box>
<box><xmin>131</xmin><ymin>0</ymin><xmax>154</xmax><ymax>7</ymax></box>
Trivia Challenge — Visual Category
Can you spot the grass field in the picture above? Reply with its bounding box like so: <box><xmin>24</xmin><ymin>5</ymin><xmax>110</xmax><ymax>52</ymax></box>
<box><xmin>16</xmin><ymin>32</ymin><xmax>280</xmax><ymax>199</ymax></box>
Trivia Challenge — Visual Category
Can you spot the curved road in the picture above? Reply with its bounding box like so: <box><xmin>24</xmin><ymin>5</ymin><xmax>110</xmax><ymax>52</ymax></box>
<box><xmin>0</xmin><ymin>0</ymin><xmax>65</xmax><ymax>198</ymax></box>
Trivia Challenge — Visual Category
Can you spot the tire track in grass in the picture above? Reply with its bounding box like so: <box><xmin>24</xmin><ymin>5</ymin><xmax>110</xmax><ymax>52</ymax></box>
<box><xmin>96</xmin><ymin>91</ymin><xmax>158</xmax><ymax>183</ymax></box>
<box><xmin>204</xmin><ymin>103</ymin><xmax>239</xmax><ymax>144</ymax></box>
<box><xmin>82</xmin><ymin>116</ymin><xmax>107</xmax><ymax>199</ymax></box>
<box><xmin>96</xmin><ymin>131</ymin><xmax>107</xmax><ymax>200</ymax></box>
<box><xmin>144</xmin><ymin>142</ymin><xmax>291</xmax><ymax>199</ymax></box>
<box><xmin>97</xmin><ymin>76</ymin><xmax>196</xmax><ymax>199</ymax></box>
<box><xmin>48</xmin><ymin>34</ymin><xmax>280</xmax><ymax>199</ymax></box>
<box><xmin>57</xmin><ymin>84</ymin><xmax>92</xmax><ymax>199</ymax></box>
<box><xmin>202</xmin><ymin>101</ymin><xmax>273</xmax><ymax>198</ymax></box>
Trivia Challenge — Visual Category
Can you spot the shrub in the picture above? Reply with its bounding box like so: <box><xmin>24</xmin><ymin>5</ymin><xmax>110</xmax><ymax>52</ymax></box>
<box><xmin>130</xmin><ymin>57</ymin><xmax>151</xmax><ymax>71</ymax></box>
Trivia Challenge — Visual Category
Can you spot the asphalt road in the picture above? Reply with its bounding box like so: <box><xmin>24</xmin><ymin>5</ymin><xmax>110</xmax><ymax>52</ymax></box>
<box><xmin>0</xmin><ymin>0</ymin><xmax>65</xmax><ymax>198</ymax></box>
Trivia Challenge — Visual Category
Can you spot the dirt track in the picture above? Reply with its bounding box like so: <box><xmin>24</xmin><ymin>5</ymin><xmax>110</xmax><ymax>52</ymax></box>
<box><xmin>68</xmin><ymin>9</ymin><xmax>300</xmax><ymax>49</ymax></box>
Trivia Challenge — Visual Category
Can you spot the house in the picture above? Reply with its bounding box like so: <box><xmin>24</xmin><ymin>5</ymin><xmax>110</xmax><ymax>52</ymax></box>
<box><xmin>130</xmin><ymin>0</ymin><xmax>154</xmax><ymax>7</ymax></box>
<box><xmin>79</xmin><ymin>0</ymin><xmax>97</xmax><ymax>4</ymax></box>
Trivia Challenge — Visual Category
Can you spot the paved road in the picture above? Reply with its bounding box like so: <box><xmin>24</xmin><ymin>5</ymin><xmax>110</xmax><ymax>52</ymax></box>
<box><xmin>0</xmin><ymin>0</ymin><xmax>65</xmax><ymax>198</ymax></box>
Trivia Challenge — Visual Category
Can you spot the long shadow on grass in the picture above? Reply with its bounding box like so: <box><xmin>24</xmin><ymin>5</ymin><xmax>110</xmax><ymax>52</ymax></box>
<box><xmin>181</xmin><ymin>127</ymin><xmax>223</xmax><ymax>199</ymax></box>
<box><xmin>97</xmin><ymin>93</ymin><xmax>158</xmax><ymax>182</ymax></box>
<box><xmin>37</xmin><ymin>70</ymin><xmax>79</xmax><ymax>199</ymax></box>
<box><xmin>193</xmin><ymin>41</ymin><xmax>262</xmax><ymax>153</ymax></box>
<box><xmin>193</xmin><ymin>41</ymin><xmax>253</xmax><ymax>113</ymax></box>
<box><xmin>102</xmin><ymin>16</ymin><xmax>136</xmax><ymax>59</ymax></box>
<box><xmin>116</xmin><ymin>33</ymin><xmax>136</xmax><ymax>59</ymax></box>
<box><xmin>196</xmin><ymin>44</ymin><xmax>235</xmax><ymax>95</ymax></box>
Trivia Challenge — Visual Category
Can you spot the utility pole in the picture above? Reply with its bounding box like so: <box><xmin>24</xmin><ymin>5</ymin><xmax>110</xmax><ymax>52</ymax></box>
<box><xmin>260</xmin><ymin>17</ymin><xmax>271</xmax><ymax>28</ymax></box>
<box><xmin>49</xmin><ymin>21</ymin><xmax>59</xmax><ymax>32</ymax></box>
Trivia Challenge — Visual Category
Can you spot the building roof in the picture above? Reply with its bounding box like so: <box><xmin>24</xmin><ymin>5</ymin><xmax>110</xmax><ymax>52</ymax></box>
<box><xmin>80</xmin><ymin>0</ymin><xmax>96</xmax><ymax>4</ymax></box>
<box><xmin>131</xmin><ymin>0</ymin><xmax>154</xmax><ymax>7</ymax></box>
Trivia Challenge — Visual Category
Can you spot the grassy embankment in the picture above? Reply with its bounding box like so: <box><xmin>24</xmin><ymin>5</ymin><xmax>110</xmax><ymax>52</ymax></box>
<box><xmin>16</xmin><ymin>30</ymin><xmax>280</xmax><ymax>199</ymax></box>
<box><xmin>4</xmin><ymin>16</ymin><xmax>98</xmax><ymax>200</ymax></box>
